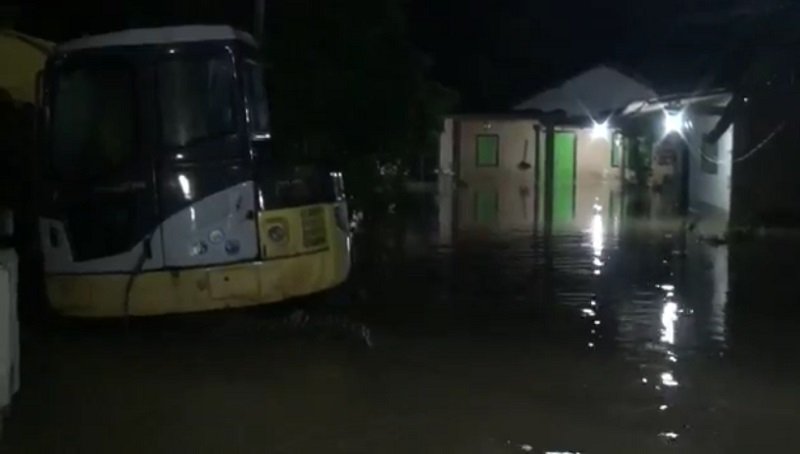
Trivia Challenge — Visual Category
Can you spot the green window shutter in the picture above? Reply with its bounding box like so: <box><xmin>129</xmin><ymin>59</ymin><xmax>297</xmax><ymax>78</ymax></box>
<box><xmin>474</xmin><ymin>190</ymin><xmax>499</xmax><ymax>223</ymax></box>
<box><xmin>476</xmin><ymin>134</ymin><xmax>499</xmax><ymax>167</ymax></box>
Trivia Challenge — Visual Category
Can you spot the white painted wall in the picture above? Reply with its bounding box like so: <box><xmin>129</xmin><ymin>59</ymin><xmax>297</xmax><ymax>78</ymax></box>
<box><xmin>438</xmin><ymin>118</ymin><xmax>454</xmax><ymax>176</ymax></box>
<box><xmin>575</xmin><ymin>128</ymin><xmax>620</xmax><ymax>183</ymax></box>
<box><xmin>457</xmin><ymin>119</ymin><xmax>537</xmax><ymax>185</ymax></box>
<box><xmin>453</xmin><ymin>119</ymin><xmax>537</xmax><ymax>232</ymax></box>
<box><xmin>569</xmin><ymin>128</ymin><xmax>622</xmax><ymax>231</ymax></box>
<box><xmin>686</xmin><ymin>114</ymin><xmax>732</xmax><ymax>215</ymax></box>
<box><xmin>436</xmin><ymin>118</ymin><xmax>624</xmax><ymax>233</ymax></box>
<box><xmin>439</xmin><ymin>119</ymin><xmax>621</xmax><ymax>188</ymax></box>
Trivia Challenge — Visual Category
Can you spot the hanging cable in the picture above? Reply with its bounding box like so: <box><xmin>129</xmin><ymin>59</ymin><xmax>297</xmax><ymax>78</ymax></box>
<box><xmin>681</xmin><ymin>121</ymin><xmax>785</xmax><ymax>166</ymax></box>
<box><xmin>122</xmin><ymin>235</ymin><xmax>152</xmax><ymax>324</ymax></box>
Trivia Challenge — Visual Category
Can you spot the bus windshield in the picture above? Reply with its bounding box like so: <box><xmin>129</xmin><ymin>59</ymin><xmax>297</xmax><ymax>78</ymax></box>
<box><xmin>51</xmin><ymin>63</ymin><xmax>136</xmax><ymax>181</ymax></box>
<box><xmin>158</xmin><ymin>55</ymin><xmax>236</xmax><ymax>148</ymax></box>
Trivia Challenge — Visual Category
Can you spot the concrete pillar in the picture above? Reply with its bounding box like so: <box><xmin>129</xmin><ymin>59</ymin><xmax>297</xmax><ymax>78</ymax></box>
<box><xmin>543</xmin><ymin>122</ymin><xmax>556</xmax><ymax>236</ymax></box>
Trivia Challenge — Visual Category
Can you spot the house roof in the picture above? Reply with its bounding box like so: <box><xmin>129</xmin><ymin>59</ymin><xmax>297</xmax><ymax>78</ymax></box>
<box><xmin>58</xmin><ymin>25</ymin><xmax>256</xmax><ymax>52</ymax></box>
<box><xmin>621</xmin><ymin>90</ymin><xmax>732</xmax><ymax>117</ymax></box>
<box><xmin>513</xmin><ymin>65</ymin><xmax>657</xmax><ymax>119</ymax></box>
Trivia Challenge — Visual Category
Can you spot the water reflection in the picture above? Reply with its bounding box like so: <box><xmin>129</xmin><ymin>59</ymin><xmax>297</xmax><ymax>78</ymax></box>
<box><xmin>431</xmin><ymin>176</ymin><xmax>739</xmax><ymax>446</ymax></box>
<box><xmin>661</xmin><ymin>301</ymin><xmax>678</xmax><ymax>344</ymax></box>
<box><xmin>9</xmin><ymin>171</ymin><xmax>800</xmax><ymax>452</ymax></box>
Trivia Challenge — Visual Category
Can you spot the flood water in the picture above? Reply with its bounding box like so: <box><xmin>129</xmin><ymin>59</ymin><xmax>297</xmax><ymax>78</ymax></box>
<box><xmin>3</xmin><ymin>181</ymin><xmax>800</xmax><ymax>453</ymax></box>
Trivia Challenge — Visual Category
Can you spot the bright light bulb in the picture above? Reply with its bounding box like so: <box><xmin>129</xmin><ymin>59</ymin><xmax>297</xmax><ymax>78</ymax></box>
<box><xmin>591</xmin><ymin>120</ymin><xmax>610</xmax><ymax>141</ymax></box>
<box><xmin>663</xmin><ymin>111</ymin><xmax>684</xmax><ymax>134</ymax></box>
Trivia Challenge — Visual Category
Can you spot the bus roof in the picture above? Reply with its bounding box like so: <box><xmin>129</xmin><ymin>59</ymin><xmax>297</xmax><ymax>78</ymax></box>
<box><xmin>57</xmin><ymin>25</ymin><xmax>256</xmax><ymax>53</ymax></box>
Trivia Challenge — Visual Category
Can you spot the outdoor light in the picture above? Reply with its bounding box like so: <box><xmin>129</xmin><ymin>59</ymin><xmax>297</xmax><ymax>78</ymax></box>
<box><xmin>591</xmin><ymin>120</ymin><xmax>610</xmax><ymax>141</ymax></box>
<box><xmin>663</xmin><ymin>110</ymin><xmax>684</xmax><ymax>135</ymax></box>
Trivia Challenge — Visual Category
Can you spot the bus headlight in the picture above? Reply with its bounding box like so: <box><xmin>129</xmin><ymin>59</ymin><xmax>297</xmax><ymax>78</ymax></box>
<box><xmin>268</xmin><ymin>225</ymin><xmax>287</xmax><ymax>243</ymax></box>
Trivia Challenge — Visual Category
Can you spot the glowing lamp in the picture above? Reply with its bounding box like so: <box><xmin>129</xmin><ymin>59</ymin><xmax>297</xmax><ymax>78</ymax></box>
<box><xmin>663</xmin><ymin>111</ymin><xmax>684</xmax><ymax>134</ymax></box>
<box><xmin>591</xmin><ymin>120</ymin><xmax>610</xmax><ymax>141</ymax></box>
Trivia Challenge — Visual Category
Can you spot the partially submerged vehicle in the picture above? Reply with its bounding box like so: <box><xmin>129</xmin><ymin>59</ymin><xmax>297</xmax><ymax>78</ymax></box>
<box><xmin>38</xmin><ymin>26</ymin><xmax>351</xmax><ymax>316</ymax></box>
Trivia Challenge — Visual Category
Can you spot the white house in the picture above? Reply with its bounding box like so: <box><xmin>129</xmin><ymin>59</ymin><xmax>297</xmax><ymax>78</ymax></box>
<box><xmin>438</xmin><ymin>66</ymin><xmax>656</xmax><ymax>233</ymax></box>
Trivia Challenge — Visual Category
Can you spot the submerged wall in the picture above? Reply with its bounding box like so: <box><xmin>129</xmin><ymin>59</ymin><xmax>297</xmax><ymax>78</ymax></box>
<box><xmin>685</xmin><ymin>113</ymin><xmax>733</xmax><ymax>218</ymax></box>
<box><xmin>437</xmin><ymin>117</ymin><xmax>626</xmax><ymax>233</ymax></box>
<box><xmin>454</xmin><ymin>119</ymin><xmax>537</xmax><ymax>232</ymax></box>
<box><xmin>574</xmin><ymin>129</ymin><xmax>621</xmax><ymax>230</ymax></box>
<box><xmin>575</xmin><ymin>128</ymin><xmax>620</xmax><ymax>184</ymax></box>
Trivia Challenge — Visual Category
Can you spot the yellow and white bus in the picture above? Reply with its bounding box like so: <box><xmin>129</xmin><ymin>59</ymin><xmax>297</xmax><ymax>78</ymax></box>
<box><xmin>38</xmin><ymin>26</ymin><xmax>350</xmax><ymax>317</ymax></box>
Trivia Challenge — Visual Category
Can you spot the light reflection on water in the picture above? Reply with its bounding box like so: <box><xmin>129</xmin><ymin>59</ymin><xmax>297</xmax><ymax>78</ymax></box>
<box><xmin>661</xmin><ymin>301</ymin><xmax>678</xmax><ymax>344</ymax></box>
<box><xmin>429</xmin><ymin>177</ymin><xmax>738</xmax><ymax>448</ymax></box>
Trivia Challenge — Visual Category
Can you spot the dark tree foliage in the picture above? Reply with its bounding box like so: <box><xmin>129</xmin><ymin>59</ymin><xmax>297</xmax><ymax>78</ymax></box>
<box><xmin>265</xmin><ymin>0</ymin><xmax>456</xmax><ymax>176</ymax></box>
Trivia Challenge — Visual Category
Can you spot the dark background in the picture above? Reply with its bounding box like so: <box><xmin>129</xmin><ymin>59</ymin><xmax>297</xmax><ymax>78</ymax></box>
<box><xmin>5</xmin><ymin>0</ymin><xmax>798</xmax><ymax>109</ymax></box>
<box><xmin>3</xmin><ymin>0</ymin><xmax>800</xmax><ymax>196</ymax></box>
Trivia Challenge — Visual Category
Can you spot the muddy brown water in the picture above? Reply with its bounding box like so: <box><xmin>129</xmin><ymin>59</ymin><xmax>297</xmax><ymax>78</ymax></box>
<box><xmin>3</xmin><ymin>186</ymin><xmax>800</xmax><ymax>453</ymax></box>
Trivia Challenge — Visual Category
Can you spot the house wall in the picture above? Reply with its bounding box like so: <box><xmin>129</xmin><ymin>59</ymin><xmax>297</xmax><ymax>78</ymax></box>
<box><xmin>685</xmin><ymin>114</ymin><xmax>733</xmax><ymax>218</ymax></box>
<box><xmin>438</xmin><ymin>118</ymin><xmax>454</xmax><ymax>176</ymax></box>
<box><xmin>730</xmin><ymin>87</ymin><xmax>800</xmax><ymax>226</ymax></box>
<box><xmin>436</xmin><ymin>118</ymin><xmax>623</xmax><ymax>233</ymax></box>
<box><xmin>572</xmin><ymin>128</ymin><xmax>621</xmax><ymax>232</ymax></box>
<box><xmin>454</xmin><ymin>119</ymin><xmax>537</xmax><ymax>232</ymax></box>
<box><xmin>437</xmin><ymin>118</ymin><xmax>456</xmax><ymax>242</ymax></box>
<box><xmin>439</xmin><ymin>119</ymin><xmax>622</xmax><ymax>230</ymax></box>
<box><xmin>457</xmin><ymin>119</ymin><xmax>537</xmax><ymax>185</ymax></box>
<box><xmin>574</xmin><ymin>128</ymin><xmax>620</xmax><ymax>183</ymax></box>
<box><xmin>444</xmin><ymin>120</ymin><xmax>621</xmax><ymax>188</ymax></box>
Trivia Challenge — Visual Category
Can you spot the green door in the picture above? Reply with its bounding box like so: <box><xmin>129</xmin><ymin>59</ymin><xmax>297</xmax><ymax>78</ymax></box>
<box><xmin>553</xmin><ymin>132</ymin><xmax>576</xmax><ymax>228</ymax></box>
<box><xmin>474</xmin><ymin>190</ymin><xmax>499</xmax><ymax>225</ymax></box>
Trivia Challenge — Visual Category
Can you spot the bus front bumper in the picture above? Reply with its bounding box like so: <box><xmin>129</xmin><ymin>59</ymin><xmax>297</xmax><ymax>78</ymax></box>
<box><xmin>46</xmin><ymin>246</ymin><xmax>350</xmax><ymax>317</ymax></box>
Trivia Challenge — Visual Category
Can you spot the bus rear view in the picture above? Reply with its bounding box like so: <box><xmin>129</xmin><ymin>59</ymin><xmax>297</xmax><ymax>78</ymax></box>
<box><xmin>39</xmin><ymin>26</ymin><xmax>351</xmax><ymax>317</ymax></box>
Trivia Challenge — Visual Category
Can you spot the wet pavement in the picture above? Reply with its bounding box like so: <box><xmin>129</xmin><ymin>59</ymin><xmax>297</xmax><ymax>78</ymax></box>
<box><xmin>3</xmin><ymin>183</ymin><xmax>800</xmax><ymax>453</ymax></box>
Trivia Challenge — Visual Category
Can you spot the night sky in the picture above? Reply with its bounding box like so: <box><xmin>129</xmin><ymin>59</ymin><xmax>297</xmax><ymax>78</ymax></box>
<box><xmin>406</xmin><ymin>0</ymin><xmax>800</xmax><ymax>109</ymax></box>
<box><xmin>6</xmin><ymin>0</ymin><xmax>799</xmax><ymax>110</ymax></box>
